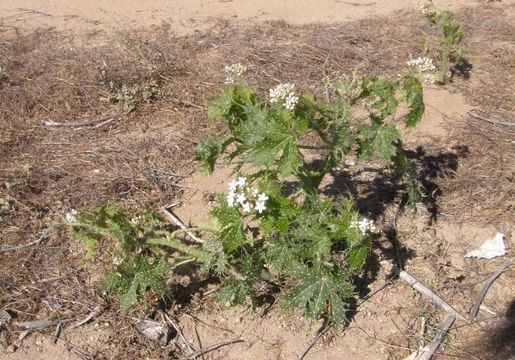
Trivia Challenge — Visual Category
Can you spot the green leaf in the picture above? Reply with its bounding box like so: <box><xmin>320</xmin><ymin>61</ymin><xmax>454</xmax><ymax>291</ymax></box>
<box><xmin>282</xmin><ymin>267</ymin><xmax>354</xmax><ymax>325</ymax></box>
<box><xmin>402</xmin><ymin>75</ymin><xmax>425</xmax><ymax>128</ymax></box>
<box><xmin>211</xmin><ymin>198</ymin><xmax>245</xmax><ymax>254</ymax></box>
<box><xmin>202</xmin><ymin>239</ymin><xmax>228</xmax><ymax>274</ymax></box>
<box><xmin>194</xmin><ymin>136</ymin><xmax>230</xmax><ymax>174</ymax></box>
<box><xmin>69</xmin><ymin>204</ymin><xmax>137</xmax><ymax>259</ymax></box>
<box><xmin>207</xmin><ymin>85</ymin><xmax>258</xmax><ymax>124</ymax></box>
<box><xmin>242</xmin><ymin>117</ymin><xmax>301</xmax><ymax>177</ymax></box>
<box><xmin>207</xmin><ymin>89</ymin><xmax>233</xmax><ymax>120</ymax></box>
<box><xmin>347</xmin><ymin>236</ymin><xmax>370</xmax><ymax>271</ymax></box>
<box><xmin>358</xmin><ymin>124</ymin><xmax>400</xmax><ymax>162</ymax></box>
<box><xmin>292</xmin><ymin>223</ymin><xmax>331</xmax><ymax>261</ymax></box>
<box><xmin>363</xmin><ymin>77</ymin><xmax>399</xmax><ymax>120</ymax></box>
<box><xmin>103</xmin><ymin>256</ymin><xmax>170</xmax><ymax>309</ymax></box>
<box><xmin>218</xmin><ymin>279</ymin><xmax>251</xmax><ymax>305</ymax></box>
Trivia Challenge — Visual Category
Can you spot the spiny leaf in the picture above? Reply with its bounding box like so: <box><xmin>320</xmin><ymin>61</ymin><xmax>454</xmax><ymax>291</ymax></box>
<box><xmin>202</xmin><ymin>239</ymin><xmax>228</xmax><ymax>274</ymax></box>
<box><xmin>358</xmin><ymin>124</ymin><xmax>400</xmax><ymax>162</ymax></box>
<box><xmin>207</xmin><ymin>85</ymin><xmax>258</xmax><ymax>124</ymax></box>
<box><xmin>402</xmin><ymin>75</ymin><xmax>425</xmax><ymax>128</ymax></box>
<box><xmin>210</xmin><ymin>197</ymin><xmax>245</xmax><ymax>254</ymax></box>
<box><xmin>194</xmin><ymin>136</ymin><xmax>230</xmax><ymax>174</ymax></box>
<box><xmin>103</xmin><ymin>256</ymin><xmax>170</xmax><ymax>309</ymax></box>
<box><xmin>347</xmin><ymin>236</ymin><xmax>371</xmax><ymax>271</ymax></box>
<box><xmin>362</xmin><ymin>77</ymin><xmax>399</xmax><ymax>120</ymax></box>
<box><xmin>282</xmin><ymin>267</ymin><xmax>354</xmax><ymax>325</ymax></box>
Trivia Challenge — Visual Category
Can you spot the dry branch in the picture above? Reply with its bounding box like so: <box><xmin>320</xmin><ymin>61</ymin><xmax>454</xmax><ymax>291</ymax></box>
<box><xmin>41</xmin><ymin>117</ymin><xmax>117</xmax><ymax>129</ymax></box>
<box><xmin>414</xmin><ymin>314</ymin><xmax>455</xmax><ymax>360</ymax></box>
<box><xmin>163</xmin><ymin>313</ymin><xmax>195</xmax><ymax>353</ymax></box>
<box><xmin>468</xmin><ymin>261</ymin><xmax>510</xmax><ymax>322</ymax></box>
<box><xmin>0</xmin><ymin>228</ymin><xmax>50</xmax><ymax>254</ymax></box>
<box><xmin>159</xmin><ymin>206</ymin><xmax>204</xmax><ymax>244</ymax></box>
<box><xmin>468</xmin><ymin>109</ymin><xmax>514</xmax><ymax>127</ymax></box>
<box><xmin>14</xmin><ymin>319</ymin><xmax>71</xmax><ymax>330</ymax></box>
<box><xmin>183</xmin><ymin>337</ymin><xmax>244</xmax><ymax>359</ymax></box>
<box><xmin>299</xmin><ymin>326</ymin><xmax>330</xmax><ymax>360</ymax></box>
<box><xmin>72</xmin><ymin>306</ymin><xmax>102</xmax><ymax>329</ymax></box>
<box><xmin>393</xmin><ymin>266</ymin><xmax>467</xmax><ymax>322</ymax></box>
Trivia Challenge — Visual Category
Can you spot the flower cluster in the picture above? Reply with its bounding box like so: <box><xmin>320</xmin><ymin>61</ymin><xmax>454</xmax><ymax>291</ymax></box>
<box><xmin>269</xmin><ymin>83</ymin><xmax>299</xmax><ymax>110</ymax></box>
<box><xmin>227</xmin><ymin>177</ymin><xmax>268</xmax><ymax>214</ymax></box>
<box><xmin>407</xmin><ymin>57</ymin><xmax>437</xmax><ymax>84</ymax></box>
<box><xmin>350</xmin><ymin>218</ymin><xmax>376</xmax><ymax>235</ymax></box>
<box><xmin>224</xmin><ymin>63</ymin><xmax>247</xmax><ymax>84</ymax></box>
<box><xmin>65</xmin><ymin>209</ymin><xmax>78</xmax><ymax>223</ymax></box>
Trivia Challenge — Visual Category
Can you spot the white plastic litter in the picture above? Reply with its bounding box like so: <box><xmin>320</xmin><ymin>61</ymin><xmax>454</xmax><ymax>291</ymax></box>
<box><xmin>465</xmin><ymin>233</ymin><xmax>506</xmax><ymax>259</ymax></box>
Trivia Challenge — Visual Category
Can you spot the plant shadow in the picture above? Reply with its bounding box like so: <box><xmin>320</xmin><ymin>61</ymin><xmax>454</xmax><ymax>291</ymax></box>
<box><xmin>452</xmin><ymin>57</ymin><xmax>473</xmax><ymax>80</ymax></box>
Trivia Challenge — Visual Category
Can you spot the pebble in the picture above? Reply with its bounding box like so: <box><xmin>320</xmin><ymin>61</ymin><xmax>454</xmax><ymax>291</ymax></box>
<box><xmin>6</xmin><ymin>344</ymin><xmax>18</xmax><ymax>353</ymax></box>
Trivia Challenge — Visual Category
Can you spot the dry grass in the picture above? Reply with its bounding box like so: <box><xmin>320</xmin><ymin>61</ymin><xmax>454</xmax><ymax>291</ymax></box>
<box><xmin>0</xmin><ymin>2</ymin><xmax>513</xmax><ymax>359</ymax></box>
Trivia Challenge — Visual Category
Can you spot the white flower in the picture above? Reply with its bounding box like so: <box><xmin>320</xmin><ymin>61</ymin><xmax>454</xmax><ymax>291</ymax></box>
<box><xmin>224</xmin><ymin>63</ymin><xmax>247</xmax><ymax>84</ymax></box>
<box><xmin>269</xmin><ymin>83</ymin><xmax>298</xmax><ymax>110</ymax></box>
<box><xmin>350</xmin><ymin>218</ymin><xmax>376</xmax><ymax>235</ymax></box>
<box><xmin>236</xmin><ymin>193</ymin><xmax>247</xmax><ymax>205</ymax></box>
<box><xmin>236</xmin><ymin>176</ymin><xmax>247</xmax><ymax>188</ymax></box>
<box><xmin>284</xmin><ymin>93</ymin><xmax>299</xmax><ymax>110</ymax></box>
<box><xmin>257</xmin><ymin>193</ymin><xmax>269</xmax><ymax>203</ymax></box>
<box><xmin>242</xmin><ymin>202</ymin><xmax>252</xmax><ymax>213</ymax></box>
<box><xmin>228</xmin><ymin>179</ymin><xmax>239</xmax><ymax>192</ymax></box>
<box><xmin>407</xmin><ymin>57</ymin><xmax>437</xmax><ymax>84</ymax></box>
<box><xmin>227</xmin><ymin>191</ymin><xmax>236</xmax><ymax>208</ymax></box>
<box><xmin>65</xmin><ymin>209</ymin><xmax>78</xmax><ymax>223</ymax></box>
<box><xmin>255</xmin><ymin>201</ymin><xmax>267</xmax><ymax>214</ymax></box>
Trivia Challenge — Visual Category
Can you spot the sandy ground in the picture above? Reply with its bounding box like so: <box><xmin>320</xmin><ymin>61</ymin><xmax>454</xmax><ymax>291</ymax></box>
<box><xmin>1</xmin><ymin>0</ymin><xmax>479</xmax><ymax>35</ymax></box>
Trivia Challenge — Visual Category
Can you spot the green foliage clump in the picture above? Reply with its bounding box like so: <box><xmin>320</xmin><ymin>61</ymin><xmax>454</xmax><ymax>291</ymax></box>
<box><xmin>70</xmin><ymin>67</ymin><xmax>426</xmax><ymax>327</ymax></box>
<box><xmin>191</xmin><ymin>71</ymin><xmax>425</xmax><ymax>325</ymax></box>
<box><xmin>69</xmin><ymin>205</ymin><xmax>176</xmax><ymax>308</ymax></box>
<box><xmin>423</xmin><ymin>1</ymin><xmax>464</xmax><ymax>84</ymax></box>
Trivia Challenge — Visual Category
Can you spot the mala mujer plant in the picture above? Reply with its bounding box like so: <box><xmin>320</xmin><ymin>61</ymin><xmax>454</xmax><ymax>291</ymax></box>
<box><xmin>70</xmin><ymin>66</ymin><xmax>425</xmax><ymax>326</ymax></box>
<box><xmin>421</xmin><ymin>1</ymin><xmax>464</xmax><ymax>84</ymax></box>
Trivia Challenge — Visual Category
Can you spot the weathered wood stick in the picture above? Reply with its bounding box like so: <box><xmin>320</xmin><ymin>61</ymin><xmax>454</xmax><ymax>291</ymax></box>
<box><xmin>393</xmin><ymin>266</ymin><xmax>467</xmax><ymax>322</ymax></box>
<box><xmin>468</xmin><ymin>261</ymin><xmax>510</xmax><ymax>322</ymax></box>
<box><xmin>415</xmin><ymin>314</ymin><xmax>455</xmax><ymax>360</ymax></box>
<box><xmin>159</xmin><ymin>206</ymin><xmax>204</xmax><ymax>244</ymax></box>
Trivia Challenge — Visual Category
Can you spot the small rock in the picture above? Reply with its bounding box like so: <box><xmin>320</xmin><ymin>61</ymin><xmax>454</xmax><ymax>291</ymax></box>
<box><xmin>234</xmin><ymin>316</ymin><xmax>242</xmax><ymax>325</ymax></box>
<box><xmin>6</xmin><ymin>344</ymin><xmax>18</xmax><ymax>353</ymax></box>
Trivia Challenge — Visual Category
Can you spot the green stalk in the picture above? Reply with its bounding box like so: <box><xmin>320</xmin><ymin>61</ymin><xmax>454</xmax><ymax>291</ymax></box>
<box><xmin>441</xmin><ymin>46</ymin><xmax>450</xmax><ymax>84</ymax></box>
<box><xmin>147</xmin><ymin>236</ymin><xmax>207</xmax><ymax>261</ymax></box>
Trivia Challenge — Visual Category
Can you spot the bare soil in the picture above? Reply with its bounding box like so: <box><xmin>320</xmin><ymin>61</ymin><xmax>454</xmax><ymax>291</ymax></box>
<box><xmin>1</xmin><ymin>1</ymin><xmax>514</xmax><ymax>359</ymax></box>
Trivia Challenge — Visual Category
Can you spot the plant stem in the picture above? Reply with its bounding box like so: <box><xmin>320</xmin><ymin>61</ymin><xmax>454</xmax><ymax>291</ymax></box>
<box><xmin>441</xmin><ymin>46</ymin><xmax>449</xmax><ymax>84</ymax></box>
<box><xmin>147</xmin><ymin>236</ymin><xmax>206</xmax><ymax>260</ymax></box>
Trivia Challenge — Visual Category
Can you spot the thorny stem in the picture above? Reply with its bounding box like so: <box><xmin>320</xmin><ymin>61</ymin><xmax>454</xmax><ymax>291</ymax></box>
<box><xmin>441</xmin><ymin>46</ymin><xmax>450</xmax><ymax>84</ymax></box>
<box><xmin>147</xmin><ymin>236</ymin><xmax>207</xmax><ymax>260</ymax></box>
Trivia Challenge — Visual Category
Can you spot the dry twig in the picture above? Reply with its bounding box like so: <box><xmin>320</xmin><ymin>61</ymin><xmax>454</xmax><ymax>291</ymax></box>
<box><xmin>468</xmin><ymin>109</ymin><xmax>514</xmax><ymax>127</ymax></box>
<box><xmin>414</xmin><ymin>314</ymin><xmax>455</xmax><ymax>360</ymax></box>
<box><xmin>41</xmin><ymin>117</ymin><xmax>117</xmax><ymax>129</ymax></box>
<box><xmin>163</xmin><ymin>313</ymin><xmax>195</xmax><ymax>353</ymax></box>
<box><xmin>0</xmin><ymin>229</ymin><xmax>50</xmax><ymax>254</ymax></box>
<box><xmin>393</xmin><ymin>266</ymin><xmax>467</xmax><ymax>321</ymax></box>
<box><xmin>299</xmin><ymin>326</ymin><xmax>330</xmax><ymax>360</ymax></box>
<box><xmin>159</xmin><ymin>206</ymin><xmax>204</xmax><ymax>244</ymax></box>
<box><xmin>72</xmin><ymin>306</ymin><xmax>102</xmax><ymax>329</ymax></box>
<box><xmin>183</xmin><ymin>338</ymin><xmax>244</xmax><ymax>360</ymax></box>
<box><xmin>468</xmin><ymin>261</ymin><xmax>510</xmax><ymax>322</ymax></box>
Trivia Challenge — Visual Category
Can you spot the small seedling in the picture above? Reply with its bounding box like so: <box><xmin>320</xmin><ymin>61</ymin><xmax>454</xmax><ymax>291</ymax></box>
<box><xmin>421</xmin><ymin>1</ymin><xmax>464</xmax><ymax>84</ymax></box>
